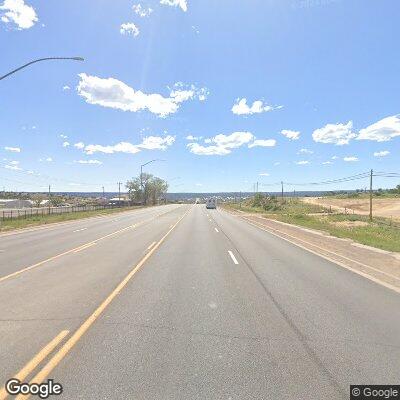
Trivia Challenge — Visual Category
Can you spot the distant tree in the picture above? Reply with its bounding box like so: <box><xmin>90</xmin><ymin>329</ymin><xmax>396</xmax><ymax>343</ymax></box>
<box><xmin>31</xmin><ymin>193</ymin><xmax>46</xmax><ymax>207</ymax></box>
<box><xmin>50</xmin><ymin>196</ymin><xmax>64</xmax><ymax>207</ymax></box>
<box><xmin>149</xmin><ymin>177</ymin><xmax>169</xmax><ymax>205</ymax></box>
<box><xmin>126</xmin><ymin>173</ymin><xmax>168</xmax><ymax>205</ymax></box>
<box><xmin>126</xmin><ymin>177</ymin><xmax>143</xmax><ymax>204</ymax></box>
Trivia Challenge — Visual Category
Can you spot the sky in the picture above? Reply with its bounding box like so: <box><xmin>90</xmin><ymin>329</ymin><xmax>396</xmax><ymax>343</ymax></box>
<box><xmin>0</xmin><ymin>0</ymin><xmax>399</xmax><ymax>193</ymax></box>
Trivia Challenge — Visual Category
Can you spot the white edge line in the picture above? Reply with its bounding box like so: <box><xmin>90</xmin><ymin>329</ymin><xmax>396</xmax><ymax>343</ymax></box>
<box><xmin>228</xmin><ymin>250</ymin><xmax>239</xmax><ymax>265</ymax></box>
<box><xmin>215</xmin><ymin>228</ymin><xmax>219</xmax><ymax>233</ymax></box>
<box><xmin>233</xmin><ymin>213</ymin><xmax>400</xmax><ymax>295</ymax></box>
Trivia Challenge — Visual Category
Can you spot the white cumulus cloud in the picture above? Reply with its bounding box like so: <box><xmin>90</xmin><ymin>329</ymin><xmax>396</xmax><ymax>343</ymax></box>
<box><xmin>62</xmin><ymin>141</ymin><xmax>70</xmax><ymax>147</ymax></box>
<box><xmin>83</xmin><ymin>136</ymin><xmax>175</xmax><ymax>155</ymax></box>
<box><xmin>295</xmin><ymin>160</ymin><xmax>310</xmax><ymax>165</ymax></box>
<box><xmin>77</xmin><ymin>74</ymin><xmax>207</xmax><ymax>118</ymax></box>
<box><xmin>4</xmin><ymin>146</ymin><xmax>21</xmax><ymax>152</ymax></box>
<box><xmin>259</xmin><ymin>172</ymin><xmax>270</xmax><ymax>176</ymax></box>
<box><xmin>231</xmin><ymin>98</ymin><xmax>282</xmax><ymax>116</ymax></box>
<box><xmin>132</xmin><ymin>4</ymin><xmax>153</xmax><ymax>17</ymax></box>
<box><xmin>0</xmin><ymin>0</ymin><xmax>38</xmax><ymax>30</ymax></box>
<box><xmin>160</xmin><ymin>0</ymin><xmax>187</xmax><ymax>12</ymax></box>
<box><xmin>248</xmin><ymin>139</ymin><xmax>276</xmax><ymax>148</ymax></box>
<box><xmin>185</xmin><ymin>135</ymin><xmax>202</xmax><ymax>141</ymax></box>
<box><xmin>373</xmin><ymin>150</ymin><xmax>390</xmax><ymax>157</ymax></box>
<box><xmin>312</xmin><ymin>121</ymin><xmax>356</xmax><ymax>145</ymax></box>
<box><xmin>298</xmin><ymin>148</ymin><xmax>313</xmax><ymax>154</ymax></box>
<box><xmin>74</xmin><ymin>160</ymin><xmax>103</xmax><ymax>165</ymax></box>
<box><xmin>357</xmin><ymin>115</ymin><xmax>400</xmax><ymax>142</ymax></box>
<box><xmin>187</xmin><ymin>132</ymin><xmax>276</xmax><ymax>156</ymax></box>
<box><xmin>343</xmin><ymin>156</ymin><xmax>358</xmax><ymax>162</ymax></box>
<box><xmin>74</xmin><ymin>142</ymin><xmax>85</xmax><ymax>149</ymax></box>
<box><xmin>281</xmin><ymin>129</ymin><xmax>300</xmax><ymax>141</ymax></box>
<box><xmin>120</xmin><ymin>22</ymin><xmax>139</xmax><ymax>37</ymax></box>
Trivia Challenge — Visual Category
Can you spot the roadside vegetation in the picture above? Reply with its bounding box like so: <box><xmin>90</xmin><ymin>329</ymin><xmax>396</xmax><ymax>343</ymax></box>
<box><xmin>126</xmin><ymin>173</ymin><xmax>168</xmax><ymax>205</ymax></box>
<box><xmin>0</xmin><ymin>206</ymin><xmax>141</xmax><ymax>233</ymax></box>
<box><xmin>324</xmin><ymin>185</ymin><xmax>400</xmax><ymax>199</ymax></box>
<box><xmin>228</xmin><ymin>194</ymin><xmax>400</xmax><ymax>252</ymax></box>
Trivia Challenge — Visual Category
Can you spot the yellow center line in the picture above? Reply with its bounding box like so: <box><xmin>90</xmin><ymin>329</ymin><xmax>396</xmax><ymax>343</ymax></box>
<box><xmin>0</xmin><ymin>208</ymin><xmax>176</xmax><ymax>284</ymax></box>
<box><xmin>0</xmin><ymin>330</ymin><xmax>69</xmax><ymax>400</ymax></box>
<box><xmin>17</xmin><ymin>208</ymin><xmax>190</xmax><ymax>399</ymax></box>
<box><xmin>147</xmin><ymin>241</ymin><xmax>156</xmax><ymax>250</ymax></box>
<box><xmin>73</xmin><ymin>242</ymin><xmax>96</xmax><ymax>253</ymax></box>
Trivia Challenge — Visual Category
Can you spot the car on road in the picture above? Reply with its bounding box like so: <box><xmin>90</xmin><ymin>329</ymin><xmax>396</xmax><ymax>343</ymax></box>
<box><xmin>206</xmin><ymin>198</ymin><xmax>217</xmax><ymax>209</ymax></box>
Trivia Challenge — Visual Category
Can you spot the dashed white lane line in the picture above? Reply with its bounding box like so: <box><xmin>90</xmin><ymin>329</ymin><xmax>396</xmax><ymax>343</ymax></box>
<box><xmin>147</xmin><ymin>241</ymin><xmax>156</xmax><ymax>250</ymax></box>
<box><xmin>214</xmin><ymin>228</ymin><xmax>219</xmax><ymax>233</ymax></box>
<box><xmin>228</xmin><ymin>250</ymin><xmax>239</xmax><ymax>265</ymax></box>
<box><xmin>73</xmin><ymin>228</ymin><xmax>87</xmax><ymax>233</ymax></box>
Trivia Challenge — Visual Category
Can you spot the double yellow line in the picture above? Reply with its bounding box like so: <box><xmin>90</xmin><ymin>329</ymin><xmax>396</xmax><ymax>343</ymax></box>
<box><xmin>0</xmin><ymin>208</ymin><xmax>177</xmax><ymax>284</ymax></box>
<box><xmin>0</xmin><ymin>207</ymin><xmax>190</xmax><ymax>399</ymax></box>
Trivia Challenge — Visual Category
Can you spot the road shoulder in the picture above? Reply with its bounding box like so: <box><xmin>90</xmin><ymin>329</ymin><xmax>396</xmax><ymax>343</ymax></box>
<box><xmin>223</xmin><ymin>207</ymin><xmax>400</xmax><ymax>294</ymax></box>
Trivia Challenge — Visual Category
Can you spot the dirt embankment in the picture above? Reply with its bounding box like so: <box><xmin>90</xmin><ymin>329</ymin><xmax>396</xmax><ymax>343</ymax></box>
<box><xmin>302</xmin><ymin>197</ymin><xmax>400</xmax><ymax>221</ymax></box>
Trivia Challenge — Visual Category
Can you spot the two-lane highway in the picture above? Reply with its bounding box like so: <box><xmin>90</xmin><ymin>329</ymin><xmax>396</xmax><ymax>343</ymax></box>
<box><xmin>1</xmin><ymin>204</ymin><xmax>399</xmax><ymax>399</ymax></box>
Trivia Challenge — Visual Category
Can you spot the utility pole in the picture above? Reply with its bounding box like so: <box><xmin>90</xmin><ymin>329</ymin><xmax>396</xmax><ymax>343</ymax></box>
<box><xmin>256</xmin><ymin>181</ymin><xmax>259</xmax><ymax>193</ymax></box>
<box><xmin>118</xmin><ymin>182</ymin><xmax>122</xmax><ymax>205</ymax></box>
<box><xmin>239</xmin><ymin>191</ymin><xmax>242</xmax><ymax>209</ymax></box>
<box><xmin>369</xmin><ymin>169</ymin><xmax>373</xmax><ymax>221</ymax></box>
<box><xmin>281</xmin><ymin>181</ymin><xmax>284</xmax><ymax>202</ymax></box>
<box><xmin>48</xmin><ymin>185</ymin><xmax>51</xmax><ymax>214</ymax></box>
<box><xmin>102</xmin><ymin>186</ymin><xmax>105</xmax><ymax>198</ymax></box>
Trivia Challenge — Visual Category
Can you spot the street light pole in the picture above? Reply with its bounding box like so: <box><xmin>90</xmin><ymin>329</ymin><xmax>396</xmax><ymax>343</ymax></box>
<box><xmin>140</xmin><ymin>159</ymin><xmax>165</xmax><ymax>206</ymax></box>
<box><xmin>0</xmin><ymin>57</ymin><xmax>84</xmax><ymax>81</ymax></box>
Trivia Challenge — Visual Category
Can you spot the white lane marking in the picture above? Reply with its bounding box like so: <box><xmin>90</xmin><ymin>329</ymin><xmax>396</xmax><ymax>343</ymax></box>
<box><xmin>227</xmin><ymin>211</ymin><xmax>400</xmax><ymax>295</ymax></box>
<box><xmin>73</xmin><ymin>228</ymin><xmax>87</xmax><ymax>233</ymax></box>
<box><xmin>147</xmin><ymin>241</ymin><xmax>156</xmax><ymax>250</ymax></box>
<box><xmin>228</xmin><ymin>251</ymin><xmax>239</xmax><ymax>265</ymax></box>
<box><xmin>169</xmin><ymin>224</ymin><xmax>173</xmax><ymax>228</ymax></box>
<box><xmin>214</xmin><ymin>228</ymin><xmax>219</xmax><ymax>233</ymax></box>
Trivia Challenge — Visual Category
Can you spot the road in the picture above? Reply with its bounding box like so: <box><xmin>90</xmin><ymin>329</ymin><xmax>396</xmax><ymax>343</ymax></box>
<box><xmin>0</xmin><ymin>204</ymin><xmax>399</xmax><ymax>399</ymax></box>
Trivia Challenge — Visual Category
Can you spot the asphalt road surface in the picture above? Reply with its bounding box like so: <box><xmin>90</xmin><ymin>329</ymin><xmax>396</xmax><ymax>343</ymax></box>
<box><xmin>0</xmin><ymin>204</ymin><xmax>399</xmax><ymax>399</ymax></box>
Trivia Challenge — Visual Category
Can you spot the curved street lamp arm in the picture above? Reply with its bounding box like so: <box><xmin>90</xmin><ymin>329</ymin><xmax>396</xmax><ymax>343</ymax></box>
<box><xmin>0</xmin><ymin>57</ymin><xmax>84</xmax><ymax>81</ymax></box>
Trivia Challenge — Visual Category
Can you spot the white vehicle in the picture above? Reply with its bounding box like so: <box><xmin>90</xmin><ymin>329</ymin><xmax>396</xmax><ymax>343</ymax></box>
<box><xmin>206</xmin><ymin>198</ymin><xmax>217</xmax><ymax>209</ymax></box>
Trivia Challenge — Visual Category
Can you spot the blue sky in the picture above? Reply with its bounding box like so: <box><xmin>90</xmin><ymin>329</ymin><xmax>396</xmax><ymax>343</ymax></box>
<box><xmin>0</xmin><ymin>0</ymin><xmax>399</xmax><ymax>193</ymax></box>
